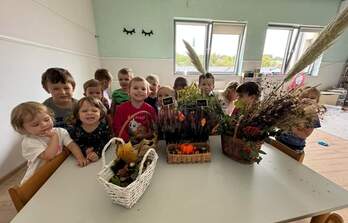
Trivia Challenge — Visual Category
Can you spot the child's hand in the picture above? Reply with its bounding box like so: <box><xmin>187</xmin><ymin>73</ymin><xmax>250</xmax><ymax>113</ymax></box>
<box><xmin>86</xmin><ymin>151</ymin><xmax>99</xmax><ymax>162</ymax></box>
<box><xmin>76</xmin><ymin>157</ymin><xmax>89</xmax><ymax>167</ymax></box>
<box><xmin>42</xmin><ymin>129</ymin><xmax>57</xmax><ymax>138</ymax></box>
<box><xmin>86</xmin><ymin>147</ymin><xmax>99</xmax><ymax>162</ymax></box>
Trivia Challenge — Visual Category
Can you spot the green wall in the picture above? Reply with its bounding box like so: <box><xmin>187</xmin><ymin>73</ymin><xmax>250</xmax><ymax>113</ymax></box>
<box><xmin>93</xmin><ymin>0</ymin><xmax>347</xmax><ymax>62</ymax></box>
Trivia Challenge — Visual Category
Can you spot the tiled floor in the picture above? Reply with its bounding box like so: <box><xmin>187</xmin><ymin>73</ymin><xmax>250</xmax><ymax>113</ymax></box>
<box><xmin>0</xmin><ymin>129</ymin><xmax>347</xmax><ymax>223</ymax></box>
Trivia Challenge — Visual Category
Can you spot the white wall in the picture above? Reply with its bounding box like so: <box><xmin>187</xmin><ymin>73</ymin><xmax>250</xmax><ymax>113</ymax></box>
<box><xmin>101</xmin><ymin>58</ymin><xmax>344</xmax><ymax>91</ymax></box>
<box><xmin>0</xmin><ymin>0</ymin><xmax>100</xmax><ymax>179</ymax></box>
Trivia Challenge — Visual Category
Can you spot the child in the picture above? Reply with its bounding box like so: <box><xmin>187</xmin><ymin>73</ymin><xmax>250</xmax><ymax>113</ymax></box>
<box><xmin>173</xmin><ymin>76</ymin><xmax>188</xmax><ymax>91</ymax></box>
<box><xmin>276</xmin><ymin>87</ymin><xmax>321</xmax><ymax>151</ymax></box>
<box><xmin>157</xmin><ymin>86</ymin><xmax>176</xmax><ymax>109</ymax></box>
<box><xmin>113</xmin><ymin>77</ymin><xmax>157</xmax><ymax>144</ymax></box>
<box><xmin>83</xmin><ymin>79</ymin><xmax>110</xmax><ymax>110</ymax></box>
<box><xmin>232</xmin><ymin>81</ymin><xmax>261</xmax><ymax>116</ymax></box>
<box><xmin>198</xmin><ymin>73</ymin><xmax>215</xmax><ymax>96</ymax></box>
<box><xmin>41</xmin><ymin>68</ymin><xmax>78</xmax><ymax>128</ymax></box>
<box><xmin>111</xmin><ymin>68</ymin><xmax>133</xmax><ymax>113</ymax></box>
<box><xmin>94</xmin><ymin>68</ymin><xmax>112</xmax><ymax>108</ymax></box>
<box><xmin>145</xmin><ymin>74</ymin><xmax>160</xmax><ymax>111</ymax></box>
<box><xmin>68</xmin><ymin>97</ymin><xmax>113</xmax><ymax>162</ymax></box>
<box><xmin>10</xmin><ymin>102</ymin><xmax>88</xmax><ymax>184</ymax></box>
<box><xmin>222</xmin><ymin>82</ymin><xmax>239</xmax><ymax>115</ymax></box>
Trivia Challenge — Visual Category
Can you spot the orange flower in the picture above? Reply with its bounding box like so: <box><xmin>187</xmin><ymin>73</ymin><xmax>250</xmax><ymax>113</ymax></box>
<box><xmin>178</xmin><ymin>112</ymin><xmax>185</xmax><ymax>122</ymax></box>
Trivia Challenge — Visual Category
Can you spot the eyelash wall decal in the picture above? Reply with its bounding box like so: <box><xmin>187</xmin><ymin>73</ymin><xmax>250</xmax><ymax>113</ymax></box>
<box><xmin>123</xmin><ymin>28</ymin><xmax>136</xmax><ymax>35</ymax></box>
<box><xmin>142</xmin><ymin>29</ymin><xmax>154</xmax><ymax>36</ymax></box>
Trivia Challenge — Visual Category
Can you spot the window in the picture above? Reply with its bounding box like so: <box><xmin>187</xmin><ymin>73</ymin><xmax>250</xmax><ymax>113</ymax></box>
<box><xmin>175</xmin><ymin>20</ymin><xmax>246</xmax><ymax>75</ymax></box>
<box><xmin>261</xmin><ymin>25</ymin><xmax>323</xmax><ymax>76</ymax></box>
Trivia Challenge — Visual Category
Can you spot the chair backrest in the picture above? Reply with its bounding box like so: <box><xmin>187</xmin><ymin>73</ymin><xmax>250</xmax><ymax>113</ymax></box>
<box><xmin>8</xmin><ymin>149</ymin><xmax>70</xmax><ymax>212</ymax></box>
<box><xmin>266</xmin><ymin>137</ymin><xmax>305</xmax><ymax>163</ymax></box>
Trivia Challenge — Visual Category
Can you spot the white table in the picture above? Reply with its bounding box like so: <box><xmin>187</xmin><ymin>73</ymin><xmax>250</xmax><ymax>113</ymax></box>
<box><xmin>11</xmin><ymin>136</ymin><xmax>348</xmax><ymax>223</ymax></box>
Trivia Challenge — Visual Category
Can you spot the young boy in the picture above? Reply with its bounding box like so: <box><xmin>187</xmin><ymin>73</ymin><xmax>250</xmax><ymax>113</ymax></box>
<box><xmin>113</xmin><ymin>77</ymin><xmax>157</xmax><ymax>144</ymax></box>
<box><xmin>145</xmin><ymin>74</ymin><xmax>160</xmax><ymax>112</ymax></box>
<box><xmin>94</xmin><ymin>68</ymin><xmax>112</xmax><ymax>108</ymax></box>
<box><xmin>232</xmin><ymin>81</ymin><xmax>261</xmax><ymax>116</ymax></box>
<box><xmin>198</xmin><ymin>73</ymin><xmax>215</xmax><ymax>96</ymax></box>
<box><xmin>41</xmin><ymin>68</ymin><xmax>78</xmax><ymax>128</ymax></box>
<box><xmin>111</xmin><ymin>68</ymin><xmax>133</xmax><ymax>115</ymax></box>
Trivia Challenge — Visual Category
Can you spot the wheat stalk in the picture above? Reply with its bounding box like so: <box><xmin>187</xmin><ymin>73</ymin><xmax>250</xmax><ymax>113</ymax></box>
<box><xmin>183</xmin><ymin>40</ymin><xmax>206</xmax><ymax>74</ymax></box>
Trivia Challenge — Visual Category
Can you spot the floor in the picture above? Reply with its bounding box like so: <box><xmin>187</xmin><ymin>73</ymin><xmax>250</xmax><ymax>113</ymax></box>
<box><xmin>0</xmin><ymin>129</ymin><xmax>347</xmax><ymax>223</ymax></box>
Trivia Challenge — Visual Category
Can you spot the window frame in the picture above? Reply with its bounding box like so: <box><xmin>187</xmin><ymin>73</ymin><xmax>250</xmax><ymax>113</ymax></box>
<box><xmin>174</xmin><ymin>19</ymin><xmax>247</xmax><ymax>76</ymax></box>
<box><xmin>262</xmin><ymin>24</ymin><xmax>323</xmax><ymax>76</ymax></box>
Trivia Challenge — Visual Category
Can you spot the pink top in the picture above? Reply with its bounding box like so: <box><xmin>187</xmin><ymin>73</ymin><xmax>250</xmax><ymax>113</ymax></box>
<box><xmin>113</xmin><ymin>101</ymin><xmax>157</xmax><ymax>142</ymax></box>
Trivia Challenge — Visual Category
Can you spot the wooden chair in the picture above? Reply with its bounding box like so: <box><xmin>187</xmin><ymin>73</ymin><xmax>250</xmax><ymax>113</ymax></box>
<box><xmin>265</xmin><ymin>137</ymin><xmax>305</xmax><ymax>163</ymax></box>
<box><xmin>8</xmin><ymin>148</ymin><xmax>70</xmax><ymax>212</ymax></box>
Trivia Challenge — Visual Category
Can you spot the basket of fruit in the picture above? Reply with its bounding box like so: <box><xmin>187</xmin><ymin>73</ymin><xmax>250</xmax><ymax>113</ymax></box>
<box><xmin>97</xmin><ymin>137</ymin><xmax>158</xmax><ymax>208</ymax></box>
<box><xmin>166</xmin><ymin>142</ymin><xmax>211</xmax><ymax>164</ymax></box>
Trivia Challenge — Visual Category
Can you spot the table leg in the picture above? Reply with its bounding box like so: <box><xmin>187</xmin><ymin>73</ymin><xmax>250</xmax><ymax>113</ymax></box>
<box><xmin>310</xmin><ymin>213</ymin><xmax>330</xmax><ymax>223</ymax></box>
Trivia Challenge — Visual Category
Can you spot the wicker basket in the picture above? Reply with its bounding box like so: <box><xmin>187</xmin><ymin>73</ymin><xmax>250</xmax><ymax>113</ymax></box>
<box><xmin>166</xmin><ymin>142</ymin><xmax>211</xmax><ymax>164</ymax></box>
<box><xmin>97</xmin><ymin>137</ymin><xmax>158</xmax><ymax>208</ymax></box>
<box><xmin>221</xmin><ymin>116</ymin><xmax>263</xmax><ymax>164</ymax></box>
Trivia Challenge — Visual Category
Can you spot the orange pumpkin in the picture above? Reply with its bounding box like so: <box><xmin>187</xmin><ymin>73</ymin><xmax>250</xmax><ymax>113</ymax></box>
<box><xmin>180</xmin><ymin>143</ymin><xmax>195</xmax><ymax>154</ymax></box>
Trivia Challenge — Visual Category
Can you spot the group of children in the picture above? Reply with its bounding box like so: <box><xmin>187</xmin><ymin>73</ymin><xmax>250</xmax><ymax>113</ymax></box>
<box><xmin>10</xmin><ymin>67</ymin><xmax>320</xmax><ymax>184</ymax></box>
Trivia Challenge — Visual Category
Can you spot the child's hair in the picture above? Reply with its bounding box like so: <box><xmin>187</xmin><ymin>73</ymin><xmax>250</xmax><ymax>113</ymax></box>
<box><xmin>73</xmin><ymin>97</ymin><xmax>107</xmax><ymax>123</ymax></box>
<box><xmin>236</xmin><ymin>82</ymin><xmax>261</xmax><ymax>99</ymax></box>
<box><xmin>41</xmin><ymin>68</ymin><xmax>76</xmax><ymax>93</ymax></box>
<box><xmin>11</xmin><ymin>102</ymin><xmax>54</xmax><ymax>134</ymax></box>
<box><xmin>223</xmin><ymin>82</ymin><xmax>239</xmax><ymax>100</ymax></box>
<box><xmin>157</xmin><ymin>86</ymin><xmax>175</xmax><ymax>97</ymax></box>
<box><xmin>198</xmin><ymin>73</ymin><xmax>215</xmax><ymax>85</ymax></box>
<box><xmin>301</xmin><ymin>86</ymin><xmax>320</xmax><ymax>102</ymax></box>
<box><xmin>94</xmin><ymin>69</ymin><xmax>112</xmax><ymax>81</ymax></box>
<box><xmin>118</xmin><ymin>68</ymin><xmax>134</xmax><ymax>77</ymax></box>
<box><xmin>146</xmin><ymin>74</ymin><xmax>159</xmax><ymax>84</ymax></box>
<box><xmin>83</xmin><ymin>79</ymin><xmax>102</xmax><ymax>93</ymax></box>
<box><xmin>128</xmin><ymin>76</ymin><xmax>149</xmax><ymax>90</ymax></box>
<box><xmin>173</xmin><ymin>77</ymin><xmax>188</xmax><ymax>90</ymax></box>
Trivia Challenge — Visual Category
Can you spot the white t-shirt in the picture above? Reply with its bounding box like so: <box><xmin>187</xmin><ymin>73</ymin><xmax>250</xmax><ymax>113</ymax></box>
<box><xmin>21</xmin><ymin>128</ymin><xmax>73</xmax><ymax>184</ymax></box>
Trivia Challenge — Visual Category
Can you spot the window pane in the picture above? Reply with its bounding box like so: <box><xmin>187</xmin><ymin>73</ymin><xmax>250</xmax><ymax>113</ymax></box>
<box><xmin>209</xmin><ymin>24</ymin><xmax>244</xmax><ymax>73</ymax></box>
<box><xmin>261</xmin><ymin>28</ymin><xmax>291</xmax><ymax>75</ymax></box>
<box><xmin>289</xmin><ymin>31</ymin><xmax>320</xmax><ymax>73</ymax></box>
<box><xmin>175</xmin><ymin>22</ymin><xmax>207</xmax><ymax>74</ymax></box>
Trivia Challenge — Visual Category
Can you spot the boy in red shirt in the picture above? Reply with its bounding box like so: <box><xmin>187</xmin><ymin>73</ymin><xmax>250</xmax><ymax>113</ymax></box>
<box><xmin>113</xmin><ymin>77</ymin><xmax>157</xmax><ymax>144</ymax></box>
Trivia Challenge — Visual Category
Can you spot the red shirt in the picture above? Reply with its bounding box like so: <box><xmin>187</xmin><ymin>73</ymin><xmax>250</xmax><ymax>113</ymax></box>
<box><xmin>113</xmin><ymin>101</ymin><xmax>157</xmax><ymax>143</ymax></box>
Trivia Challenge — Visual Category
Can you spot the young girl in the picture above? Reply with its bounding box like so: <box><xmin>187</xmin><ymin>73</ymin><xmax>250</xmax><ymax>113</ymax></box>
<box><xmin>232</xmin><ymin>81</ymin><xmax>261</xmax><ymax>116</ymax></box>
<box><xmin>276</xmin><ymin>87</ymin><xmax>321</xmax><ymax>151</ymax></box>
<box><xmin>222</xmin><ymin>81</ymin><xmax>239</xmax><ymax>115</ymax></box>
<box><xmin>83</xmin><ymin>79</ymin><xmax>110</xmax><ymax>111</ymax></box>
<box><xmin>10</xmin><ymin>102</ymin><xmax>88</xmax><ymax>184</ymax></box>
<box><xmin>68</xmin><ymin>97</ymin><xmax>113</xmax><ymax>162</ymax></box>
<box><xmin>157</xmin><ymin>86</ymin><xmax>177</xmax><ymax>141</ymax></box>
<box><xmin>113</xmin><ymin>77</ymin><xmax>157</xmax><ymax>144</ymax></box>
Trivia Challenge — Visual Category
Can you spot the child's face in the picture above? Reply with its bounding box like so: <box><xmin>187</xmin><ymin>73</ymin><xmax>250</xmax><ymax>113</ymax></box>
<box><xmin>85</xmin><ymin>86</ymin><xmax>103</xmax><ymax>100</ymax></box>
<box><xmin>118</xmin><ymin>73</ymin><xmax>131</xmax><ymax>91</ymax></box>
<box><xmin>227</xmin><ymin>89</ymin><xmax>237</xmax><ymax>102</ymax></box>
<box><xmin>78</xmin><ymin>101</ymin><xmax>101</xmax><ymax>125</ymax></box>
<box><xmin>199</xmin><ymin>78</ymin><xmax>214</xmax><ymax>95</ymax></box>
<box><xmin>23</xmin><ymin>112</ymin><xmax>53</xmax><ymax>136</ymax></box>
<box><xmin>147</xmin><ymin>79</ymin><xmax>159</xmax><ymax>97</ymax></box>
<box><xmin>46</xmin><ymin>81</ymin><xmax>74</xmax><ymax>105</ymax></box>
<box><xmin>100</xmin><ymin>79</ymin><xmax>111</xmax><ymax>90</ymax></box>
<box><xmin>237</xmin><ymin>93</ymin><xmax>256</xmax><ymax>106</ymax></box>
<box><xmin>129</xmin><ymin>81</ymin><xmax>149</xmax><ymax>103</ymax></box>
<box><xmin>158</xmin><ymin>88</ymin><xmax>175</xmax><ymax>107</ymax></box>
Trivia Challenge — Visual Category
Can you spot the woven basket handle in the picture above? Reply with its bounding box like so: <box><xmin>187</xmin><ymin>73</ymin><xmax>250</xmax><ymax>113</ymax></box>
<box><xmin>137</xmin><ymin>148</ymin><xmax>157</xmax><ymax>179</ymax></box>
<box><xmin>118</xmin><ymin>110</ymin><xmax>153</xmax><ymax>138</ymax></box>
<box><xmin>101</xmin><ymin>137</ymin><xmax>125</xmax><ymax>168</ymax></box>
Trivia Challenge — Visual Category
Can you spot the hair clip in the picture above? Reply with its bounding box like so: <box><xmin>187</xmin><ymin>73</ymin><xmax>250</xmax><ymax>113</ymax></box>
<box><xmin>142</xmin><ymin>29</ymin><xmax>154</xmax><ymax>36</ymax></box>
<box><xmin>123</xmin><ymin>28</ymin><xmax>136</xmax><ymax>35</ymax></box>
